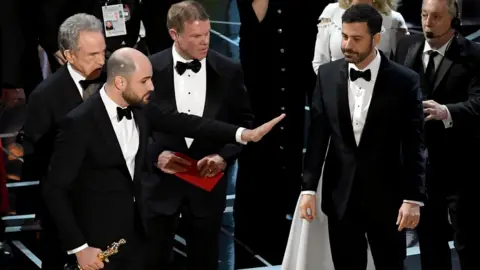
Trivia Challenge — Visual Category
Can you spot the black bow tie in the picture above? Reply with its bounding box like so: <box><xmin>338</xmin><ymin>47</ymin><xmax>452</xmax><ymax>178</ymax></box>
<box><xmin>175</xmin><ymin>60</ymin><xmax>201</xmax><ymax>75</ymax></box>
<box><xmin>349</xmin><ymin>68</ymin><xmax>372</xmax><ymax>82</ymax></box>
<box><xmin>117</xmin><ymin>107</ymin><xmax>133</xmax><ymax>122</ymax></box>
<box><xmin>79</xmin><ymin>77</ymin><xmax>104</xmax><ymax>90</ymax></box>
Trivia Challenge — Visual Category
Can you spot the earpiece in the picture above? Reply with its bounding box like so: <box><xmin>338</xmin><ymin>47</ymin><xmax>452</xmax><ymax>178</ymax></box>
<box><xmin>451</xmin><ymin>1</ymin><xmax>461</xmax><ymax>30</ymax></box>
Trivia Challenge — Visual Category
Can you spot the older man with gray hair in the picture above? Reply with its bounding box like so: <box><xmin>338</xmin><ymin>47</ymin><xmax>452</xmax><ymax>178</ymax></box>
<box><xmin>21</xmin><ymin>13</ymin><xmax>108</xmax><ymax>270</ymax></box>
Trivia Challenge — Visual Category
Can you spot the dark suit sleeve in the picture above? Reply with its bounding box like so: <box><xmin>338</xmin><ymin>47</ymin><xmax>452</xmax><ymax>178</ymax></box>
<box><xmin>145</xmin><ymin>93</ymin><xmax>243</xmax><ymax>143</ymax></box>
<box><xmin>302</xmin><ymin>72</ymin><xmax>331</xmax><ymax>191</ymax></box>
<box><xmin>43</xmin><ymin>115</ymin><xmax>89</xmax><ymax>251</ymax></box>
<box><xmin>401</xmin><ymin>74</ymin><xmax>426</xmax><ymax>202</ymax></box>
<box><xmin>445</xmin><ymin>70</ymin><xmax>480</xmax><ymax>128</ymax></box>
<box><xmin>21</xmin><ymin>90</ymin><xmax>53</xmax><ymax>181</ymax></box>
<box><xmin>218</xmin><ymin>66</ymin><xmax>254</xmax><ymax>164</ymax></box>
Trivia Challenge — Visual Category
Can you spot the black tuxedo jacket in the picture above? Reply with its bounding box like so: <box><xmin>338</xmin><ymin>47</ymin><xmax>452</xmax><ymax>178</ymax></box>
<box><xmin>303</xmin><ymin>52</ymin><xmax>426</xmax><ymax>219</ymax></box>
<box><xmin>22</xmin><ymin>65</ymin><xmax>85</xmax><ymax>183</ymax></box>
<box><xmin>395</xmin><ymin>34</ymin><xmax>480</xmax><ymax>191</ymax></box>
<box><xmin>43</xmin><ymin>92</ymin><xmax>243</xmax><ymax>251</ymax></box>
<box><xmin>144</xmin><ymin>49</ymin><xmax>253</xmax><ymax>217</ymax></box>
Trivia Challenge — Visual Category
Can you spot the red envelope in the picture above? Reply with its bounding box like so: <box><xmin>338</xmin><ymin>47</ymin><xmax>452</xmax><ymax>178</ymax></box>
<box><xmin>173</xmin><ymin>152</ymin><xmax>224</xmax><ymax>192</ymax></box>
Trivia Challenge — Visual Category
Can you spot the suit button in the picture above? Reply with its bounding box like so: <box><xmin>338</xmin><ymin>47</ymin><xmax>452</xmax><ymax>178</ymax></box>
<box><xmin>280</xmin><ymin>48</ymin><xmax>285</xmax><ymax>53</ymax></box>
<box><xmin>280</xmin><ymin>126</ymin><xmax>284</xmax><ymax>130</ymax></box>
<box><xmin>280</xmin><ymin>107</ymin><xmax>285</xmax><ymax>111</ymax></box>
<box><xmin>281</xmin><ymin>87</ymin><xmax>285</xmax><ymax>91</ymax></box>
<box><xmin>281</xmin><ymin>68</ymin><xmax>286</xmax><ymax>72</ymax></box>
<box><xmin>277</xmin><ymin>9</ymin><xmax>282</xmax><ymax>14</ymax></box>
<box><xmin>278</xmin><ymin>28</ymin><xmax>283</xmax><ymax>33</ymax></box>
<box><xmin>280</xmin><ymin>146</ymin><xmax>284</xmax><ymax>150</ymax></box>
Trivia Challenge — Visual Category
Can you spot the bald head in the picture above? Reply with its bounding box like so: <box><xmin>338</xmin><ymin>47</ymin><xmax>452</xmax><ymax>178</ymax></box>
<box><xmin>106</xmin><ymin>47</ymin><xmax>150</xmax><ymax>82</ymax></box>
<box><xmin>105</xmin><ymin>47</ymin><xmax>154</xmax><ymax>106</ymax></box>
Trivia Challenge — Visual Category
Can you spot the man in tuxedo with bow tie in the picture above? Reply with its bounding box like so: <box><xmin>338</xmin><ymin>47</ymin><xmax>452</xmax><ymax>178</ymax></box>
<box><xmin>21</xmin><ymin>13</ymin><xmax>107</xmax><ymax>269</ymax></box>
<box><xmin>298</xmin><ymin>4</ymin><xmax>426</xmax><ymax>270</ymax></box>
<box><xmin>43</xmin><ymin>46</ymin><xmax>281</xmax><ymax>270</ymax></box>
<box><xmin>143</xmin><ymin>1</ymin><xmax>253</xmax><ymax>269</ymax></box>
<box><xmin>395</xmin><ymin>0</ymin><xmax>480</xmax><ymax>269</ymax></box>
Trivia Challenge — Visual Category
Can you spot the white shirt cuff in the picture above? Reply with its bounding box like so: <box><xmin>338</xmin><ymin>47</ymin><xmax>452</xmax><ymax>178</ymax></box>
<box><xmin>403</xmin><ymin>200</ymin><xmax>424</xmax><ymax>207</ymax></box>
<box><xmin>301</xmin><ymin>191</ymin><xmax>316</xmax><ymax>196</ymax></box>
<box><xmin>67</xmin><ymin>243</ymin><xmax>88</xmax><ymax>255</ymax></box>
<box><xmin>236</xmin><ymin>127</ymin><xmax>247</xmax><ymax>145</ymax></box>
<box><xmin>442</xmin><ymin>105</ymin><xmax>453</xmax><ymax>128</ymax></box>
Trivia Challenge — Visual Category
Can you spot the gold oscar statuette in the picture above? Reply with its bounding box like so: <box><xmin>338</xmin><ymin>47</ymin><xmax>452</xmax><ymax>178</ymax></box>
<box><xmin>77</xmin><ymin>239</ymin><xmax>126</xmax><ymax>270</ymax></box>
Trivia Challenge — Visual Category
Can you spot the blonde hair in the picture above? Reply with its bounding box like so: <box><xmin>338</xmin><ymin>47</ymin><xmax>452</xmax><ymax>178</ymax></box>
<box><xmin>338</xmin><ymin>0</ymin><xmax>398</xmax><ymax>15</ymax></box>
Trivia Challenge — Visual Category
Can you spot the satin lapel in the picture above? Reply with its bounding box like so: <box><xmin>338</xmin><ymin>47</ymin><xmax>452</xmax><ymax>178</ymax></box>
<box><xmin>432</xmin><ymin>39</ymin><xmax>458</xmax><ymax>92</ymax></box>
<box><xmin>358</xmin><ymin>54</ymin><xmax>389</xmax><ymax>148</ymax></box>
<box><xmin>202</xmin><ymin>59</ymin><xmax>222</xmax><ymax>119</ymax></box>
<box><xmin>155</xmin><ymin>53</ymin><xmax>177</xmax><ymax>111</ymax></box>
<box><xmin>92</xmin><ymin>94</ymin><xmax>131</xmax><ymax>179</ymax></box>
<box><xmin>133</xmin><ymin>108</ymin><xmax>147</xmax><ymax>181</ymax></box>
<box><xmin>337</xmin><ymin>61</ymin><xmax>357</xmax><ymax>150</ymax></box>
<box><xmin>60</xmin><ymin>65</ymin><xmax>83</xmax><ymax>107</ymax></box>
<box><xmin>154</xmin><ymin>53</ymin><xmax>188</xmax><ymax>150</ymax></box>
<box><xmin>404</xmin><ymin>39</ymin><xmax>424</xmax><ymax>69</ymax></box>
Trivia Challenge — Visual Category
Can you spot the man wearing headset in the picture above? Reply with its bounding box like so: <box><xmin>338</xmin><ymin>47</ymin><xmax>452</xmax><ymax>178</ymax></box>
<box><xmin>395</xmin><ymin>0</ymin><xmax>480</xmax><ymax>269</ymax></box>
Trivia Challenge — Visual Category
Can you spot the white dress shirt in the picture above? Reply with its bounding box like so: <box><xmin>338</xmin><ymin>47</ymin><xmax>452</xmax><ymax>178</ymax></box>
<box><xmin>171</xmin><ymin>46</ymin><xmax>245</xmax><ymax>145</ymax></box>
<box><xmin>303</xmin><ymin>51</ymin><xmax>423</xmax><ymax>206</ymax></box>
<box><xmin>422</xmin><ymin>38</ymin><xmax>454</xmax><ymax>128</ymax></box>
<box><xmin>348</xmin><ymin>50</ymin><xmax>382</xmax><ymax>145</ymax></box>
<box><xmin>67</xmin><ymin>63</ymin><xmax>86</xmax><ymax>98</ymax></box>
<box><xmin>172</xmin><ymin>46</ymin><xmax>207</xmax><ymax>148</ymax></box>
<box><xmin>67</xmin><ymin>86</ymin><xmax>139</xmax><ymax>255</ymax></box>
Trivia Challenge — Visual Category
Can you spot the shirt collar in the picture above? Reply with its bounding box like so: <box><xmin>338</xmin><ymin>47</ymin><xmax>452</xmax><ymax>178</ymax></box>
<box><xmin>67</xmin><ymin>63</ymin><xmax>86</xmax><ymax>83</ymax></box>
<box><xmin>348</xmin><ymin>49</ymin><xmax>382</xmax><ymax>82</ymax></box>
<box><xmin>423</xmin><ymin>36</ymin><xmax>454</xmax><ymax>57</ymax></box>
<box><xmin>99</xmin><ymin>86</ymin><xmax>127</xmax><ymax>122</ymax></box>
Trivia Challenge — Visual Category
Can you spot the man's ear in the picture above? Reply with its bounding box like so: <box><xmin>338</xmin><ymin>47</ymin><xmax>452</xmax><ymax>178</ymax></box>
<box><xmin>373</xmin><ymin>32</ymin><xmax>381</xmax><ymax>47</ymax></box>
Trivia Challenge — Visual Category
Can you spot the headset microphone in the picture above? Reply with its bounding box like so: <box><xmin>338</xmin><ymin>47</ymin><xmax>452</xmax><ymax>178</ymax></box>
<box><xmin>425</xmin><ymin>1</ymin><xmax>461</xmax><ymax>39</ymax></box>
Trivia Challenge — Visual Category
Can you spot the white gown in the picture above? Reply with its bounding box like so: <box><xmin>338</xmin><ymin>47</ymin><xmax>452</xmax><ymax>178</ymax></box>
<box><xmin>281</xmin><ymin>174</ymin><xmax>375</xmax><ymax>270</ymax></box>
<box><xmin>282</xmin><ymin>4</ymin><xmax>409</xmax><ymax>268</ymax></box>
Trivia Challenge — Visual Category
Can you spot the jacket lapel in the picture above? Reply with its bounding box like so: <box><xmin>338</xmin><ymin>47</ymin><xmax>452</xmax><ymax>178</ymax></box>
<box><xmin>337</xmin><ymin>61</ymin><xmax>357</xmax><ymax>150</ymax></box>
<box><xmin>60</xmin><ymin>65</ymin><xmax>84</xmax><ymax>107</ymax></box>
<box><xmin>404</xmin><ymin>39</ymin><xmax>424</xmax><ymax>69</ymax></box>
<box><xmin>92</xmin><ymin>94</ymin><xmax>131</xmax><ymax>179</ymax></box>
<box><xmin>358</xmin><ymin>53</ymin><xmax>390</xmax><ymax>148</ymax></box>
<box><xmin>133</xmin><ymin>107</ymin><xmax>147</xmax><ymax>181</ymax></box>
<box><xmin>202</xmin><ymin>56</ymin><xmax>222</xmax><ymax>119</ymax></box>
<box><xmin>153</xmin><ymin>50</ymin><xmax>190</xmax><ymax>150</ymax></box>
<box><xmin>154</xmin><ymin>52</ymin><xmax>177</xmax><ymax>111</ymax></box>
<box><xmin>432</xmin><ymin>37</ymin><xmax>460</xmax><ymax>92</ymax></box>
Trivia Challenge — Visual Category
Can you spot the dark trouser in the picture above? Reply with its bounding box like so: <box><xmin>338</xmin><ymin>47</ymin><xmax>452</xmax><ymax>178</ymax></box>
<box><xmin>328</xmin><ymin>201</ymin><xmax>406</xmax><ymax>270</ymax></box>
<box><xmin>417</xmin><ymin>189</ymin><xmax>453</xmax><ymax>270</ymax></box>
<box><xmin>418</xmin><ymin>188</ymin><xmax>479</xmax><ymax>270</ymax></box>
<box><xmin>144</xmin><ymin>206</ymin><xmax>223</xmax><ymax>270</ymax></box>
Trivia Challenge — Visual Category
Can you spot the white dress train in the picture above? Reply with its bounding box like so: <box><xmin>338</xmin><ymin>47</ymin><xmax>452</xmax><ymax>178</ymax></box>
<box><xmin>281</xmin><ymin>175</ymin><xmax>376</xmax><ymax>270</ymax></box>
